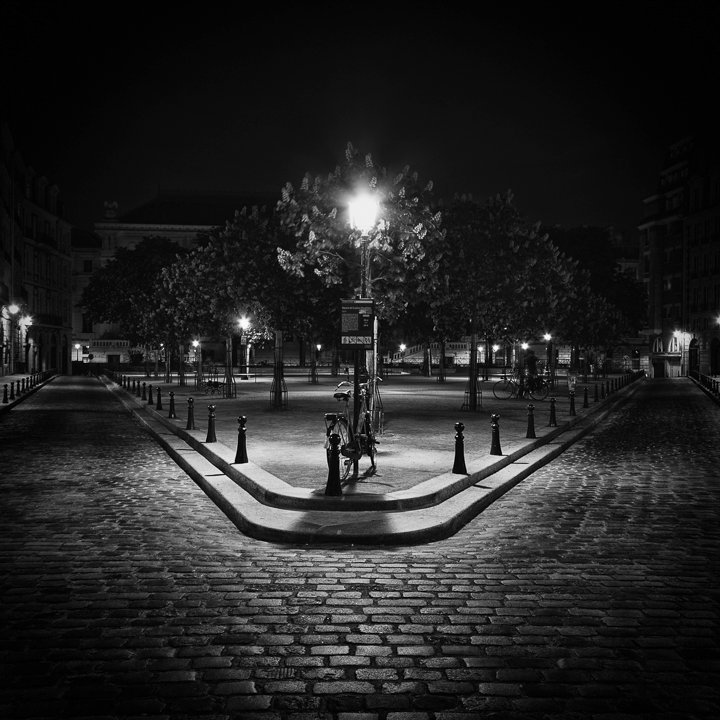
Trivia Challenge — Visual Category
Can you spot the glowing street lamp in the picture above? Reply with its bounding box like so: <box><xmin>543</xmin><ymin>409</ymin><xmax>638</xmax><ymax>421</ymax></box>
<box><xmin>347</xmin><ymin>193</ymin><xmax>381</xmax><ymax>450</ymax></box>
<box><xmin>543</xmin><ymin>333</ymin><xmax>554</xmax><ymax>386</ymax></box>
<box><xmin>192</xmin><ymin>339</ymin><xmax>202</xmax><ymax>383</ymax></box>
<box><xmin>74</xmin><ymin>343</ymin><xmax>81</xmax><ymax>362</ymax></box>
<box><xmin>348</xmin><ymin>193</ymin><xmax>379</xmax><ymax>299</ymax></box>
<box><xmin>3</xmin><ymin>304</ymin><xmax>20</xmax><ymax>374</ymax></box>
<box><xmin>238</xmin><ymin>316</ymin><xmax>251</xmax><ymax>375</ymax></box>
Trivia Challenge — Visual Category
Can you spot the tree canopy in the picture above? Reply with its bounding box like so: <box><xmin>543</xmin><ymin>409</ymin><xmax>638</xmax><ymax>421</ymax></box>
<box><xmin>275</xmin><ymin>141</ymin><xmax>444</xmax><ymax>324</ymax></box>
<box><xmin>80</xmin><ymin>237</ymin><xmax>187</xmax><ymax>348</ymax></box>
<box><xmin>423</xmin><ymin>191</ymin><xmax>578</xmax><ymax>344</ymax></box>
<box><xmin>160</xmin><ymin>206</ymin><xmax>345</xmax><ymax>349</ymax></box>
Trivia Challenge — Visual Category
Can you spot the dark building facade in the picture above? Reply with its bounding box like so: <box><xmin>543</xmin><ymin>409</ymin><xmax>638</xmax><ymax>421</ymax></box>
<box><xmin>639</xmin><ymin>136</ymin><xmax>720</xmax><ymax>377</ymax></box>
<box><xmin>1</xmin><ymin>123</ymin><xmax>73</xmax><ymax>375</ymax></box>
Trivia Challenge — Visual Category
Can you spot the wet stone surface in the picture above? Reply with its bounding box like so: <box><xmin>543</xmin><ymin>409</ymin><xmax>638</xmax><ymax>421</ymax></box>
<box><xmin>0</xmin><ymin>376</ymin><xmax>718</xmax><ymax>719</ymax></box>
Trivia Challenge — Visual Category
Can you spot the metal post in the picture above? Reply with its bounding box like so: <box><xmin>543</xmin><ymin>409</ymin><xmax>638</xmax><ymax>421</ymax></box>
<box><xmin>186</xmin><ymin>397</ymin><xmax>195</xmax><ymax>430</ymax></box>
<box><xmin>352</xmin><ymin>349</ymin><xmax>360</xmax><ymax>478</ymax></box>
<box><xmin>526</xmin><ymin>403</ymin><xmax>536</xmax><ymax>439</ymax></box>
<box><xmin>2</xmin><ymin>384</ymin><xmax>7</xmax><ymax>403</ymax></box>
<box><xmin>235</xmin><ymin>416</ymin><xmax>248</xmax><ymax>464</ymax></box>
<box><xmin>206</xmin><ymin>404</ymin><xmax>217</xmax><ymax>443</ymax></box>
<box><xmin>325</xmin><ymin>433</ymin><xmax>342</xmax><ymax>496</ymax></box>
<box><xmin>168</xmin><ymin>391</ymin><xmax>176</xmax><ymax>419</ymax></box>
<box><xmin>490</xmin><ymin>413</ymin><xmax>502</xmax><ymax>455</ymax></box>
<box><xmin>548</xmin><ymin>397</ymin><xmax>557</xmax><ymax>427</ymax></box>
<box><xmin>569</xmin><ymin>390</ymin><xmax>576</xmax><ymax>416</ymax></box>
<box><xmin>583</xmin><ymin>386</ymin><xmax>589</xmax><ymax>408</ymax></box>
<box><xmin>142</xmin><ymin>382</ymin><xmax>147</xmax><ymax>400</ymax></box>
<box><xmin>147</xmin><ymin>384</ymin><xmax>154</xmax><ymax>405</ymax></box>
<box><xmin>452</xmin><ymin>422</ymin><xmax>468</xmax><ymax>474</ymax></box>
<box><xmin>156</xmin><ymin>386</ymin><xmax>163</xmax><ymax>411</ymax></box>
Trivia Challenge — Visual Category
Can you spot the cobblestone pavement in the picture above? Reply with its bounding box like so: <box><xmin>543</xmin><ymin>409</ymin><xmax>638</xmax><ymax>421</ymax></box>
<box><xmin>0</xmin><ymin>375</ymin><xmax>718</xmax><ymax>719</ymax></box>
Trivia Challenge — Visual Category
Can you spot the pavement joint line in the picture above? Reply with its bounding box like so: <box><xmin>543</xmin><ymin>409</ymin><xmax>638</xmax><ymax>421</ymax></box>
<box><xmin>100</xmin><ymin>373</ymin><xmax>645</xmax><ymax>544</ymax></box>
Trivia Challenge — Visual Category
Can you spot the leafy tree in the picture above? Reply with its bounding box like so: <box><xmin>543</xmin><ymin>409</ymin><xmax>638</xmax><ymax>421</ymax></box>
<box><xmin>546</xmin><ymin>225</ymin><xmax>646</xmax><ymax>339</ymax></box>
<box><xmin>275</xmin><ymin>142</ymin><xmax>444</xmax><ymax>328</ymax></box>
<box><xmin>161</xmin><ymin>206</ymin><xmax>345</xmax><ymax>396</ymax></box>
<box><xmin>423</xmin><ymin>192</ymin><xmax>577</xmax><ymax>406</ymax></box>
<box><xmin>80</xmin><ymin>237</ymin><xmax>188</xmax><ymax>375</ymax></box>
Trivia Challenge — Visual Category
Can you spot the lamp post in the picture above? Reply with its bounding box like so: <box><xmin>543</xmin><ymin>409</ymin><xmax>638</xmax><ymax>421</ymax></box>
<box><xmin>238</xmin><ymin>316</ymin><xmax>251</xmax><ymax>377</ymax></box>
<box><xmin>75</xmin><ymin>343</ymin><xmax>81</xmax><ymax>362</ymax></box>
<box><xmin>348</xmin><ymin>193</ymin><xmax>380</xmax><ymax>447</ymax></box>
<box><xmin>544</xmin><ymin>333</ymin><xmax>554</xmax><ymax>387</ymax></box>
<box><xmin>348</xmin><ymin>194</ymin><xmax>379</xmax><ymax>299</ymax></box>
<box><xmin>399</xmin><ymin>343</ymin><xmax>406</xmax><ymax>372</ymax></box>
<box><xmin>673</xmin><ymin>329</ymin><xmax>688</xmax><ymax>377</ymax></box>
<box><xmin>192</xmin><ymin>339</ymin><xmax>202</xmax><ymax>385</ymax></box>
<box><xmin>6</xmin><ymin>304</ymin><xmax>20</xmax><ymax>374</ymax></box>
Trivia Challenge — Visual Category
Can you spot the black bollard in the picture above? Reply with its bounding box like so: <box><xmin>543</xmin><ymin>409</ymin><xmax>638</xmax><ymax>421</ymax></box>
<box><xmin>156</xmin><ymin>386</ymin><xmax>163</xmax><ymax>411</ymax></box>
<box><xmin>548</xmin><ymin>397</ymin><xmax>557</xmax><ymax>427</ymax></box>
<box><xmin>186</xmin><ymin>397</ymin><xmax>196</xmax><ymax>430</ymax></box>
<box><xmin>168</xmin><ymin>391</ymin><xmax>177</xmax><ymax>419</ymax></box>
<box><xmin>147</xmin><ymin>385</ymin><xmax>154</xmax><ymax>405</ymax></box>
<box><xmin>594</xmin><ymin>383</ymin><xmax>599</xmax><ymax>402</ymax></box>
<box><xmin>490</xmin><ymin>413</ymin><xmax>502</xmax><ymax>455</ymax></box>
<box><xmin>600</xmin><ymin>382</ymin><xmax>605</xmax><ymax>400</ymax></box>
<box><xmin>10</xmin><ymin>381</ymin><xmax>15</xmax><ymax>401</ymax></box>
<box><xmin>569</xmin><ymin>390</ymin><xmax>576</xmax><ymax>416</ymax></box>
<box><xmin>235</xmin><ymin>416</ymin><xmax>249</xmax><ymax>463</ymax></box>
<box><xmin>2</xmin><ymin>384</ymin><xmax>7</xmax><ymax>403</ymax></box>
<box><xmin>452</xmin><ymin>422</ymin><xmax>468</xmax><ymax>474</ymax></box>
<box><xmin>206</xmin><ymin>404</ymin><xmax>217</xmax><ymax>442</ymax></box>
<box><xmin>325</xmin><ymin>433</ymin><xmax>342</xmax><ymax>496</ymax></box>
<box><xmin>526</xmin><ymin>404</ymin><xmax>536</xmax><ymax>439</ymax></box>
<box><xmin>583</xmin><ymin>386</ymin><xmax>589</xmax><ymax>408</ymax></box>
<box><xmin>142</xmin><ymin>382</ymin><xmax>147</xmax><ymax>400</ymax></box>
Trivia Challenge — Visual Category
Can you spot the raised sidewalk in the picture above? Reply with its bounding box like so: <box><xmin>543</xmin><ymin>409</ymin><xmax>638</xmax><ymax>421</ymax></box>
<box><xmin>97</xmin><ymin>369</ymin><xmax>644</xmax><ymax>545</ymax></box>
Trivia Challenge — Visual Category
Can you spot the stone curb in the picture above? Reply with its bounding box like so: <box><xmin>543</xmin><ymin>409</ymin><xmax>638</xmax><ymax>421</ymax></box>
<box><xmin>103</xmin><ymin>374</ymin><xmax>644</xmax><ymax>545</ymax></box>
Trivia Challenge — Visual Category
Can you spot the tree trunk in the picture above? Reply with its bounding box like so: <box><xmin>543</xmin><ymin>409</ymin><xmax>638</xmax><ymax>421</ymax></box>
<box><xmin>178</xmin><ymin>342</ymin><xmax>186</xmax><ymax>387</ymax></box>
<box><xmin>272</xmin><ymin>330</ymin><xmax>285</xmax><ymax>408</ymax></box>
<box><xmin>164</xmin><ymin>337</ymin><xmax>171</xmax><ymax>383</ymax></box>
<box><xmin>437</xmin><ymin>340</ymin><xmax>446</xmax><ymax>383</ymax></box>
<box><xmin>468</xmin><ymin>332</ymin><xmax>479</xmax><ymax>411</ymax></box>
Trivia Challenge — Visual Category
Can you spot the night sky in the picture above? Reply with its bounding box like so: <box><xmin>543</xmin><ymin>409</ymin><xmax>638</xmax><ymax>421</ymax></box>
<box><xmin>2</xmin><ymin>2</ymin><xmax>719</xmax><ymax>234</ymax></box>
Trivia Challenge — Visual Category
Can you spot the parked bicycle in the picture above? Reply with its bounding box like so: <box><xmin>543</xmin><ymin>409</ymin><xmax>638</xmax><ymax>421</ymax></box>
<box><xmin>492</xmin><ymin>370</ymin><xmax>550</xmax><ymax>401</ymax></box>
<box><xmin>324</xmin><ymin>379</ymin><xmax>378</xmax><ymax>479</ymax></box>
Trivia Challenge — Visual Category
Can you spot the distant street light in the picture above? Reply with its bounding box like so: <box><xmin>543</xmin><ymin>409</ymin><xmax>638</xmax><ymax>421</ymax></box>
<box><xmin>543</xmin><ymin>333</ymin><xmax>554</xmax><ymax>387</ymax></box>
<box><xmin>75</xmin><ymin>343</ymin><xmax>81</xmax><ymax>361</ymax></box>
<box><xmin>3</xmin><ymin>304</ymin><xmax>21</xmax><ymax>374</ymax></box>
<box><xmin>238</xmin><ymin>316</ymin><xmax>251</xmax><ymax>375</ymax></box>
<box><xmin>192</xmin><ymin>339</ymin><xmax>202</xmax><ymax>384</ymax></box>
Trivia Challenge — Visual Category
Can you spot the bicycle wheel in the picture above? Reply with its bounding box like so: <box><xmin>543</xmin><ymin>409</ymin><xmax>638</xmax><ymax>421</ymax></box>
<box><xmin>327</xmin><ymin>417</ymin><xmax>352</xmax><ymax>480</ymax></box>
<box><xmin>529</xmin><ymin>380</ymin><xmax>549</xmax><ymax>401</ymax></box>
<box><xmin>493</xmin><ymin>379</ymin><xmax>515</xmax><ymax>400</ymax></box>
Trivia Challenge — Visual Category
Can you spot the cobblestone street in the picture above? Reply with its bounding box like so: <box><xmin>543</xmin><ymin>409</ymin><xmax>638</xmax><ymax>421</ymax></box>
<box><xmin>1</xmin><ymin>375</ymin><xmax>718</xmax><ymax>719</ymax></box>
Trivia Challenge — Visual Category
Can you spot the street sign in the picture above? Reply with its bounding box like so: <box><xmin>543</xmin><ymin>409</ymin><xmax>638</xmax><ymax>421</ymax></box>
<box><xmin>341</xmin><ymin>299</ymin><xmax>375</xmax><ymax>348</ymax></box>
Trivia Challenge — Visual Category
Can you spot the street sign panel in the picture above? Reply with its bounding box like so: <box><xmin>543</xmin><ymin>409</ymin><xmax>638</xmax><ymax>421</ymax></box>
<box><xmin>341</xmin><ymin>299</ymin><xmax>375</xmax><ymax>348</ymax></box>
